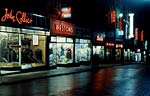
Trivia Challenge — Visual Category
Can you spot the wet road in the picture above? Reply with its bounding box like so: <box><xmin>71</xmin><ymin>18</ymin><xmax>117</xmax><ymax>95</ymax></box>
<box><xmin>0</xmin><ymin>64</ymin><xmax>149</xmax><ymax>96</ymax></box>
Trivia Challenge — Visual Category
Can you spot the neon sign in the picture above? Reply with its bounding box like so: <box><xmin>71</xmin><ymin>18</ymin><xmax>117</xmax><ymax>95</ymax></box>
<box><xmin>96</xmin><ymin>35</ymin><xmax>103</xmax><ymax>41</ymax></box>
<box><xmin>141</xmin><ymin>30</ymin><xmax>144</xmax><ymax>41</ymax></box>
<box><xmin>1</xmin><ymin>8</ymin><xmax>33</xmax><ymax>24</ymax></box>
<box><xmin>111</xmin><ymin>10</ymin><xmax>116</xmax><ymax>23</ymax></box>
<box><xmin>135</xmin><ymin>28</ymin><xmax>138</xmax><ymax>40</ymax></box>
<box><xmin>106</xmin><ymin>42</ymin><xmax>114</xmax><ymax>47</ymax></box>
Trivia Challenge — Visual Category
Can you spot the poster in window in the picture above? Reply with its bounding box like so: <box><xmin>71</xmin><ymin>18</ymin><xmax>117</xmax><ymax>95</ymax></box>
<box><xmin>33</xmin><ymin>35</ymin><xmax>39</xmax><ymax>45</ymax></box>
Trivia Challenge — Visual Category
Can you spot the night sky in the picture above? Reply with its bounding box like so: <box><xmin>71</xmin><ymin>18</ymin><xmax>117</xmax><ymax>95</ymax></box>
<box><xmin>0</xmin><ymin>0</ymin><xmax>150</xmax><ymax>40</ymax></box>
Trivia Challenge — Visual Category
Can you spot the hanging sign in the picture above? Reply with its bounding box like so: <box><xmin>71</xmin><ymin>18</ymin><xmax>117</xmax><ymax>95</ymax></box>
<box><xmin>1</xmin><ymin>8</ymin><xmax>33</xmax><ymax>24</ymax></box>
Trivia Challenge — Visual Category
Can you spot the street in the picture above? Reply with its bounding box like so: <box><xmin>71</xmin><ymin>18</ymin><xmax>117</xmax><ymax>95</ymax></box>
<box><xmin>0</xmin><ymin>64</ymin><xmax>149</xmax><ymax>96</ymax></box>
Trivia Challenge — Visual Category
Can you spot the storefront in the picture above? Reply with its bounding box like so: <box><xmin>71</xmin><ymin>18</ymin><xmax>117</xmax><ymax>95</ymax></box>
<box><xmin>75</xmin><ymin>27</ymin><xmax>92</xmax><ymax>65</ymax></box>
<box><xmin>92</xmin><ymin>32</ymin><xmax>105</xmax><ymax>63</ymax></box>
<box><xmin>105</xmin><ymin>37</ymin><xmax>115</xmax><ymax>63</ymax></box>
<box><xmin>0</xmin><ymin>8</ymin><xmax>50</xmax><ymax>74</ymax></box>
<box><xmin>115</xmin><ymin>42</ymin><xmax>123</xmax><ymax>63</ymax></box>
<box><xmin>49</xmin><ymin>19</ymin><xmax>74</xmax><ymax>67</ymax></box>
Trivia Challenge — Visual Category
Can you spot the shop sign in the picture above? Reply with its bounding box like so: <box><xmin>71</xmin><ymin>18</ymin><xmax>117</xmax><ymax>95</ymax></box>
<box><xmin>106</xmin><ymin>42</ymin><xmax>114</xmax><ymax>47</ymax></box>
<box><xmin>119</xmin><ymin>16</ymin><xmax>123</xmax><ymax>31</ymax></box>
<box><xmin>111</xmin><ymin>10</ymin><xmax>116</xmax><ymax>23</ymax></box>
<box><xmin>140</xmin><ymin>30</ymin><xmax>144</xmax><ymax>41</ymax></box>
<box><xmin>116</xmin><ymin>44</ymin><xmax>123</xmax><ymax>48</ymax></box>
<box><xmin>51</xmin><ymin>19</ymin><xmax>74</xmax><ymax>36</ymax></box>
<box><xmin>96</xmin><ymin>35</ymin><xmax>103</xmax><ymax>41</ymax></box>
<box><xmin>1</xmin><ymin>8</ymin><xmax>33</xmax><ymax>25</ymax></box>
<box><xmin>135</xmin><ymin>28</ymin><xmax>138</xmax><ymax>40</ymax></box>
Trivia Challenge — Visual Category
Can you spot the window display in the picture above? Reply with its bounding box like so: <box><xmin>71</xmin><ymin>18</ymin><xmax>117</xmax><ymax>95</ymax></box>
<box><xmin>0</xmin><ymin>26</ymin><xmax>47</xmax><ymax>72</ymax></box>
<box><xmin>0</xmin><ymin>33</ymin><xmax>19</xmax><ymax>64</ymax></box>
<box><xmin>21</xmin><ymin>34</ymin><xmax>46</xmax><ymax>67</ymax></box>
<box><xmin>75</xmin><ymin>39</ymin><xmax>91</xmax><ymax>63</ymax></box>
<box><xmin>93</xmin><ymin>46</ymin><xmax>104</xmax><ymax>60</ymax></box>
<box><xmin>115</xmin><ymin>49</ymin><xmax>121</xmax><ymax>61</ymax></box>
<box><xmin>49</xmin><ymin>36</ymin><xmax>74</xmax><ymax>65</ymax></box>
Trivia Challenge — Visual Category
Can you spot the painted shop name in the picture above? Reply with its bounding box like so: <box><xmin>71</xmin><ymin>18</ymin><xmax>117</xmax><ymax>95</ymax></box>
<box><xmin>55</xmin><ymin>24</ymin><xmax>73</xmax><ymax>33</ymax></box>
<box><xmin>1</xmin><ymin>8</ymin><xmax>33</xmax><ymax>24</ymax></box>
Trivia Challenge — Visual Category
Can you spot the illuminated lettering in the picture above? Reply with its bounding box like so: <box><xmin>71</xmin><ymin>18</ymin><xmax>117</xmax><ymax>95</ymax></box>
<box><xmin>135</xmin><ymin>28</ymin><xmax>138</xmax><ymax>40</ymax></box>
<box><xmin>1</xmin><ymin>8</ymin><xmax>15</xmax><ymax>22</ymax></box>
<box><xmin>54</xmin><ymin>24</ymin><xmax>73</xmax><ymax>33</ymax></box>
<box><xmin>96</xmin><ymin>35</ymin><xmax>103</xmax><ymax>41</ymax></box>
<box><xmin>16</xmin><ymin>11</ymin><xmax>33</xmax><ymax>24</ymax></box>
<box><xmin>106</xmin><ymin>42</ymin><xmax>114</xmax><ymax>47</ymax></box>
<box><xmin>1</xmin><ymin>8</ymin><xmax>33</xmax><ymax>24</ymax></box>
<box><xmin>141</xmin><ymin>30</ymin><xmax>144</xmax><ymax>41</ymax></box>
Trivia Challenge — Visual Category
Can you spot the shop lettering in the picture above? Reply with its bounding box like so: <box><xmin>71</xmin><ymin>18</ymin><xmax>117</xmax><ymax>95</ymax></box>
<box><xmin>55</xmin><ymin>24</ymin><xmax>73</xmax><ymax>33</ymax></box>
<box><xmin>96</xmin><ymin>35</ymin><xmax>103</xmax><ymax>41</ymax></box>
<box><xmin>1</xmin><ymin>8</ymin><xmax>33</xmax><ymax>24</ymax></box>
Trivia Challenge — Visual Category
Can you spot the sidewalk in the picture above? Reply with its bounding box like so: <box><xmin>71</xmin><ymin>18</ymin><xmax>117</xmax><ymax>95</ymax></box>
<box><xmin>0</xmin><ymin>64</ymin><xmax>120</xmax><ymax>85</ymax></box>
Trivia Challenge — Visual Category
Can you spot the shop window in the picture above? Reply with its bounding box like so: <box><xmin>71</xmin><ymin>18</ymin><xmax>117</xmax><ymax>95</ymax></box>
<box><xmin>75</xmin><ymin>39</ymin><xmax>92</xmax><ymax>63</ymax></box>
<box><xmin>0</xmin><ymin>32</ymin><xmax>19</xmax><ymax>67</ymax></box>
<box><xmin>93</xmin><ymin>46</ymin><xmax>104</xmax><ymax>60</ymax></box>
<box><xmin>49</xmin><ymin>36</ymin><xmax>74</xmax><ymax>65</ymax></box>
<box><xmin>21</xmin><ymin>34</ymin><xmax>46</xmax><ymax>68</ymax></box>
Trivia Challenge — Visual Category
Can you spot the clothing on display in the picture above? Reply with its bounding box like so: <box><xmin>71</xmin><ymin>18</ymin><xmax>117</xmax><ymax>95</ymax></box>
<box><xmin>21</xmin><ymin>48</ymin><xmax>36</xmax><ymax>63</ymax></box>
<box><xmin>35</xmin><ymin>48</ymin><xmax>43</xmax><ymax>63</ymax></box>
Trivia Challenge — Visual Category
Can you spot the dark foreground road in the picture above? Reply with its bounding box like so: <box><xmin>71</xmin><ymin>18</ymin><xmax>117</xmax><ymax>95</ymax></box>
<box><xmin>0</xmin><ymin>64</ymin><xmax>149</xmax><ymax>96</ymax></box>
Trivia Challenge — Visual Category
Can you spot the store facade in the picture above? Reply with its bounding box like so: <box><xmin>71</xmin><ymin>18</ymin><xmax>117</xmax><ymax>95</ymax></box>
<box><xmin>75</xmin><ymin>27</ymin><xmax>92</xmax><ymax>65</ymax></box>
<box><xmin>92</xmin><ymin>32</ymin><xmax>105</xmax><ymax>63</ymax></box>
<box><xmin>49</xmin><ymin>19</ymin><xmax>75</xmax><ymax>67</ymax></box>
<box><xmin>0</xmin><ymin>8</ymin><xmax>50</xmax><ymax>74</ymax></box>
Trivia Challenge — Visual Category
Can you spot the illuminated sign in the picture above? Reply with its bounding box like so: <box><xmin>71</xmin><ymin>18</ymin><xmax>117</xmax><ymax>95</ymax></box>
<box><xmin>96</xmin><ymin>35</ymin><xmax>104</xmax><ymax>41</ymax></box>
<box><xmin>137</xmin><ymin>49</ymin><xmax>140</xmax><ymax>52</ymax></box>
<box><xmin>135</xmin><ymin>28</ymin><xmax>138</xmax><ymax>40</ymax></box>
<box><xmin>1</xmin><ymin>8</ymin><xmax>33</xmax><ymax>24</ymax></box>
<box><xmin>141</xmin><ymin>30</ymin><xmax>144</xmax><ymax>41</ymax></box>
<box><xmin>111</xmin><ymin>10</ymin><xmax>116</xmax><ymax>23</ymax></box>
<box><xmin>106</xmin><ymin>42</ymin><xmax>114</xmax><ymax>47</ymax></box>
<box><xmin>116</xmin><ymin>44</ymin><xmax>123</xmax><ymax>48</ymax></box>
<box><xmin>128</xmin><ymin>13</ymin><xmax>134</xmax><ymax>39</ymax></box>
<box><xmin>51</xmin><ymin>19</ymin><xmax>74</xmax><ymax>36</ymax></box>
<box><xmin>119</xmin><ymin>14</ymin><xmax>123</xmax><ymax>32</ymax></box>
<box><xmin>55</xmin><ymin>24</ymin><xmax>73</xmax><ymax>33</ymax></box>
<box><xmin>61</xmin><ymin>7</ymin><xmax>71</xmax><ymax>18</ymax></box>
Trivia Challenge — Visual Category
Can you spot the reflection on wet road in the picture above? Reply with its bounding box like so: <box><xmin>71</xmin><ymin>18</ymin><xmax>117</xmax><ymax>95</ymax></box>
<box><xmin>0</xmin><ymin>64</ymin><xmax>149</xmax><ymax>96</ymax></box>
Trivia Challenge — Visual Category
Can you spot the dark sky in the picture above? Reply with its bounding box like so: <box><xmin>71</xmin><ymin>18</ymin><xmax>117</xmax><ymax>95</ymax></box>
<box><xmin>126</xmin><ymin>1</ymin><xmax>150</xmax><ymax>40</ymax></box>
<box><xmin>0</xmin><ymin>0</ymin><xmax>150</xmax><ymax>39</ymax></box>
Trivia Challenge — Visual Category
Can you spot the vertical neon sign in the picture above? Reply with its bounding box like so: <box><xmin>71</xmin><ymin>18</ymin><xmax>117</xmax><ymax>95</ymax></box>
<box><xmin>128</xmin><ymin>13</ymin><xmax>134</xmax><ymax>39</ymax></box>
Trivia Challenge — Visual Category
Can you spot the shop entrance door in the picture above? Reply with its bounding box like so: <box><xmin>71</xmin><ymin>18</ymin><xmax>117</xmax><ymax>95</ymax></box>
<box><xmin>106</xmin><ymin>48</ymin><xmax>113</xmax><ymax>63</ymax></box>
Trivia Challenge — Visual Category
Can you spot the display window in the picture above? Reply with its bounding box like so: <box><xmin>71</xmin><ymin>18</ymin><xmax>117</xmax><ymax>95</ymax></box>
<box><xmin>0</xmin><ymin>26</ymin><xmax>48</xmax><ymax>74</ymax></box>
<box><xmin>115</xmin><ymin>49</ymin><xmax>121</xmax><ymax>61</ymax></box>
<box><xmin>49</xmin><ymin>36</ymin><xmax>74</xmax><ymax>65</ymax></box>
<box><xmin>75</xmin><ymin>39</ymin><xmax>91</xmax><ymax>63</ymax></box>
<box><xmin>93</xmin><ymin>46</ymin><xmax>104</xmax><ymax>60</ymax></box>
<box><xmin>105</xmin><ymin>48</ymin><xmax>113</xmax><ymax>61</ymax></box>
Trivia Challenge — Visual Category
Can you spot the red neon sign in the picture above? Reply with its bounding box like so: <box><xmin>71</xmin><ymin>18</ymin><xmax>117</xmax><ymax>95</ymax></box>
<box><xmin>96</xmin><ymin>35</ymin><xmax>103</xmax><ymax>41</ymax></box>
<box><xmin>119</xmin><ymin>17</ymin><xmax>123</xmax><ymax>31</ymax></box>
<box><xmin>141</xmin><ymin>30</ymin><xmax>144</xmax><ymax>41</ymax></box>
<box><xmin>111</xmin><ymin>10</ymin><xmax>116</xmax><ymax>23</ymax></box>
<box><xmin>135</xmin><ymin>28</ymin><xmax>138</xmax><ymax>40</ymax></box>
<box><xmin>1</xmin><ymin>8</ymin><xmax>33</xmax><ymax>24</ymax></box>
<box><xmin>106</xmin><ymin>42</ymin><xmax>114</xmax><ymax>47</ymax></box>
